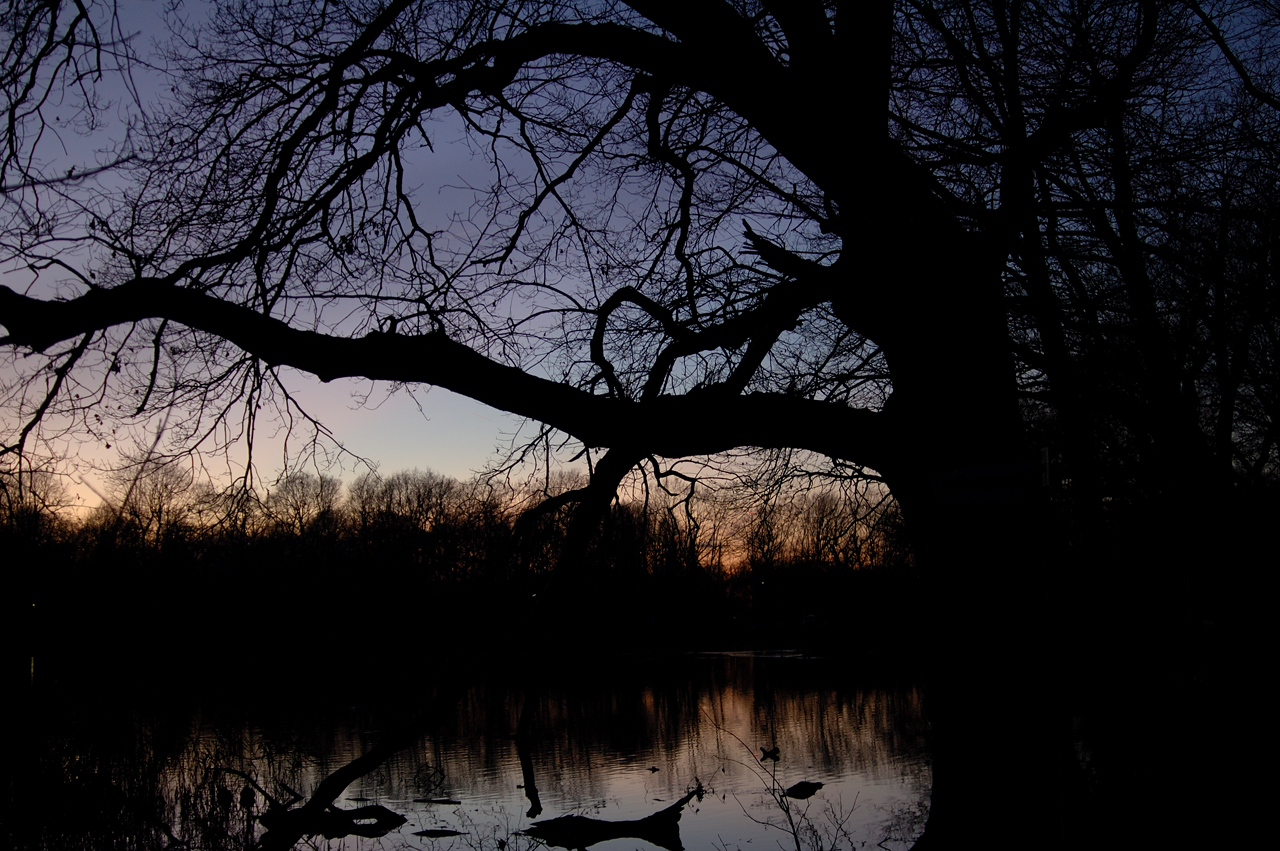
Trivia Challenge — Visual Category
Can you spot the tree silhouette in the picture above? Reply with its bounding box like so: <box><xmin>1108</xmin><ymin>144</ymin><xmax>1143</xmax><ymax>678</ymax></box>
<box><xmin>2</xmin><ymin>1</ymin><xmax>1277</xmax><ymax>847</ymax></box>
<box><xmin>96</xmin><ymin>454</ymin><xmax>197</xmax><ymax>551</ymax></box>
<box><xmin>265</xmin><ymin>470</ymin><xmax>343</xmax><ymax>536</ymax></box>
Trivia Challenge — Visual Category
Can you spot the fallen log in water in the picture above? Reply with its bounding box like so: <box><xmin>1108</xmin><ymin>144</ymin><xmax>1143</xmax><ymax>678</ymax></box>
<box><xmin>258</xmin><ymin>803</ymin><xmax>407</xmax><ymax>840</ymax></box>
<box><xmin>521</xmin><ymin>782</ymin><xmax>703</xmax><ymax>851</ymax></box>
<box><xmin>253</xmin><ymin>690</ymin><xmax>455</xmax><ymax>850</ymax></box>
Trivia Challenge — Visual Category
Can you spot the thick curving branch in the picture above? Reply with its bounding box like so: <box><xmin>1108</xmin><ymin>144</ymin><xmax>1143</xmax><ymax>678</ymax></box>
<box><xmin>0</xmin><ymin>280</ymin><xmax>893</xmax><ymax>469</ymax></box>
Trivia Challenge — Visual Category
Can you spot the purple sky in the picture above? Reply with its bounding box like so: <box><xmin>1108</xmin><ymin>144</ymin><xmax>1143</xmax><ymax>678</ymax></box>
<box><xmin>1</xmin><ymin>1</ymin><xmax>533</xmax><ymax>504</ymax></box>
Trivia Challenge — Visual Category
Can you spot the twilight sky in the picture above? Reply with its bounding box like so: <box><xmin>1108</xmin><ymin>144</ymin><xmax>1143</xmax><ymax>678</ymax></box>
<box><xmin>276</xmin><ymin>377</ymin><xmax>524</xmax><ymax>482</ymax></box>
<box><xmin>1</xmin><ymin>1</ymin><xmax>533</xmax><ymax>503</ymax></box>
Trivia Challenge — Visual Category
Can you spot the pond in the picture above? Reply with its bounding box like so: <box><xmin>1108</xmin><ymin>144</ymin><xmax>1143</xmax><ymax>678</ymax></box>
<box><xmin>14</xmin><ymin>652</ymin><xmax>932</xmax><ymax>850</ymax></box>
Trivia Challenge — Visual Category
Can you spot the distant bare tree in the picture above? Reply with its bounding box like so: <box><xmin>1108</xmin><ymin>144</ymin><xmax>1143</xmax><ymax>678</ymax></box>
<box><xmin>347</xmin><ymin>468</ymin><xmax>457</xmax><ymax>532</ymax></box>
<box><xmin>266</xmin><ymin>471</ymin><xmax>342</xmax><ymax>536</ymax></box>
<box><xmin>0</xmin><ymin>458</ymin><xmax>71</xmax><ymax>521</ymax></box>
<box><xmin>96</xmin><ymin>456</ymin><xmax>196</xmax><ymax>550</ymax></box>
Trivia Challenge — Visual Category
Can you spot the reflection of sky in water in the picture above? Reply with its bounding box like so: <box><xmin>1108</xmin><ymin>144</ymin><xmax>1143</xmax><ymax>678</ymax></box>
<box><xmin>325</xmin><ymin>654</ymin><xmax>933</xmax><ymax>849</ymax></box>
<box><xmin>29</xmin><ymin>653</ymin><xmax>930</xmax><ymax>850</ymax></box>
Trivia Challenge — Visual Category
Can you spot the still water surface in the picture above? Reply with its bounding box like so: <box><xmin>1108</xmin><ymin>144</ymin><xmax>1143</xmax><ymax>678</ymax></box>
<box><xmin>22</xmin><ymin>652</ymin><xmax>932</xmax><ymax>850</ymax></box>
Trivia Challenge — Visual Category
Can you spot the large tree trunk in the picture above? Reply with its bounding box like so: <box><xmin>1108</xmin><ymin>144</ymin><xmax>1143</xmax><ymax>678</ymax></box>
<box><xmin>866</xmin><ymin>200</ymin><xmax>1243</xmax><ymax>847</ymax></box>
<box><xmin>895</xmin><ymin>468</ymin><xmax>1072</xmax><ymax>850</ymax></box>
<box><xmin>866</xmin><ymin>215</ymin><xmax>1077</xmax><ymax>848</ymax></box>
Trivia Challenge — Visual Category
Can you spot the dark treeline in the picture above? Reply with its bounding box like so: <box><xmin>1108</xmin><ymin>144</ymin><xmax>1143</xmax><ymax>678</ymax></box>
<box><xmin>3</xmin><ymin>463</ymin><xmax>914</xmax><ymax>674</ymax></box>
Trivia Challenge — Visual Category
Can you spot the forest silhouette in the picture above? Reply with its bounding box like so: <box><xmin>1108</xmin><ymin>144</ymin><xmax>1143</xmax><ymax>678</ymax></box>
<box><xmin>5</xmin><ymin>465</ymin><xmax>916</xmax><ymax>669</ymax></box>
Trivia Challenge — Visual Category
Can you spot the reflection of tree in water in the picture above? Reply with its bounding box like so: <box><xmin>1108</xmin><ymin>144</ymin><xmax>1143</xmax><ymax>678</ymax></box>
<box><xmin>16</xmin><ymin>658</ymin><xmax>929</xmax><ymax>850</ymax></box>
<box><xmin>877</xmin><ymin>797</ymin><xmax>931</xmax><ymax>850</ymax></box>
<box><xmin>702</xmin><ymin>657</ymin><xmax>931</xmax><ymax>790</ymax></box>
<box><xmin>419</xmin><ymin>656</ymin><xmax>929</xmax><ymax>809</ymax></box>
<box><xmin>17</xmin><ymin>692</ymin><xmax>450</xmax><ymax>850</ymax></box>
<box><xmin>22</xmin><ymin>716</ymin><xmax>169</xmax><ymax>849</ymax></box>
<box><xmin>38</xmin><ymin>709</ymin><xmax>214</xmax><ymax>848</ymax></box>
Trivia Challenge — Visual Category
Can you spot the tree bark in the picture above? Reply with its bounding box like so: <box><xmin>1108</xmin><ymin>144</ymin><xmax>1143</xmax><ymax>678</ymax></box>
<box><xmin>859</xmin><ymin>197</ymin><xmax>1072</xmax><ymax>847</ymax></box>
